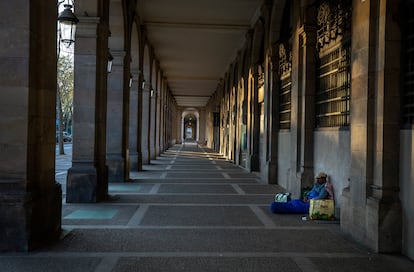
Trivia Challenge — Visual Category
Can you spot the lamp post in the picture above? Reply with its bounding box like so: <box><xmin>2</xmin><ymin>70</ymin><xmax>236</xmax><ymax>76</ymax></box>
<box><xmin>58</xmin><ymin>1</ymin><xmax>79</xmax><ymax>48</ymax></box>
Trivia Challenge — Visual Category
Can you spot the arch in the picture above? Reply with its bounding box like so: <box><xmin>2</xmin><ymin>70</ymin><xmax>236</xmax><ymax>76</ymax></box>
<box><xmin>181</xmin><ymin>108</ymin><xmax>200</xmax><ymax>142</ymax></box>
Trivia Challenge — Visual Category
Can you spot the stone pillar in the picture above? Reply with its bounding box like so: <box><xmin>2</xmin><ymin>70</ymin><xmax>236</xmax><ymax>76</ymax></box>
<box><xmin>248</xmin><ymin>70</ymin><xmax>260</xmax><ymax>171</ymax></box>
<box><xmin>136</xmin><ymin>71</ymin><xmax>144</xmax><ymax>171</ymax></box>
<box><xmin>106</xmin><ymin>50</ymin><xmax>126</xmax><ymax>182</ymax></box>
<box><xmin>155</xmin><ymin>86</ymin><xmax>161</xmax><ymax>153</ymax></box>
<box><xmin>157</xmin><ymin>80</ymin><xmax>163</xmax><ymax>149</ymax></box>
<box><xmin>129</xmin><ymin>70</ymin><xmax>139</xmax><ymax>170</ymax></box>
<box><xmin>150</xmin><ymin>86</ymin><xmax>157</xmax><ymax>160</ymax></box>
<box><xmin>141</xmin><ymin>81</ymin><xmax>150</xmax><ymax>164</ymax></box>
<box><xmin>265</xmin><ymin>46</ymin><xmax>280</xmax><ymax>184</ymax></box>
<box><xmin>298</xmin><ymin>25</ymin><xmax>317</xmax><ymax>189</ymax></box>
<box><xmin>0</xmin><ymin>0</ymin><xmax>61</xmax><ymax>251</ymax></box>
<box><xmin>341</xmin><ymin>0</ymin><xmax>402</xmax><ymax>253</ymax></box>
<box><xmin>288</xmin><ymin>23</ymin><xmax>317</xmax><ymax>197</ymax></box>
<box><xmin>160</xmin><ymin>89</ymin><xmax>165</xmax><ymax>151</ymax></box>
<box><xmin>176</xmin><ymin>108</ymin><xmax>183</xmax><ymax>144</ymax></box>
<box><xmin>199</xmin><ymin>109</ymin><xmax>206</xmax><ymax>144</ymax></box>
<box><xmin>163</xmin><ymin>92</ymin><xmax>170</xmax><ymax>148</ymax></box>
<box><xmin>150</xmin><ymin>84</ymin><xmax>157</xmax><ymax>159</ymax></box>
<box><xmin>66</xmin><ymin>16</ymin><xmax>109</xmax><ymax>202</ymax></box>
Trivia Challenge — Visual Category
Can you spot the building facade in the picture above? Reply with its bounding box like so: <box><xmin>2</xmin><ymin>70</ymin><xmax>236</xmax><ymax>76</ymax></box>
<box><xmin>0</xmin><ymin>0</ymin><xmax>413</xmax><ymax>261</ymax></box>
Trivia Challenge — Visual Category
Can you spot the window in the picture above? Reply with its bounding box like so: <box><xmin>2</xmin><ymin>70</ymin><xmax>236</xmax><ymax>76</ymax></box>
<box><xmin>279</xmin><ymin>43</ymin><xmax>292</xmax><ymax>129</ymax></box>
<box><xmin>316</xmin><ymin>0</ymin><xmax>351</xmax><ymax>128</ymax></box>
<box><xmin>316</xmin><ymin>44</ymin><xmax>351</xmax><ymax>127</ymax></box>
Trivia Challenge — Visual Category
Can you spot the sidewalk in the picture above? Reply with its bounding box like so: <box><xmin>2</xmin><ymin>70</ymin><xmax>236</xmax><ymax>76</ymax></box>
<box><xmin>0</xmin><ymin>143</ymin><xmax>413</xmax><ymax>271</ymax></box>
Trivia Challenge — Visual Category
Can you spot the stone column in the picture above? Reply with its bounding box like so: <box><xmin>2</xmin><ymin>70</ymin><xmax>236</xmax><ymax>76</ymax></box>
<box><xmin>247</xmin><ymin>69</ymin><xmax>260</xmax><ymax>171</ymax></box>
<box><xmin>160</xmin><ymin>89</ymin><xmax>165</xmax><ymax>151</ymax></box>
<box><xmin>298</xmin><ymin>25</ymin><xmax>317</xmax><ymax>189</ymax></box>
<box><xmin>150</xmin><ymin>85</ymin><xmax>157</xmax><ymax>159</ymax></box>
<box><xmin>341</xmin><ymin>0</ymin><xmax>402</xmax><ymax>253</ymax></box>
<box><xmin>150</xmin><ymin>86</ymin><xmax>157</xmax><ymax>160</ymax></box>
<box><xmin>157</xmin><ymin>80</ymin><xmax>164</xmax><ymax>148</ymax></box>
<box><xmin>0</xmin><ymin>0</ymin><xmax>61</xmax><ymax>251</ymax></box>
<box><xmin>141</xmin><ymin>81</ymin><xmax>150</xmax><ymax>164</ymax></box>
<box><xmin>66</xmin><ymin>16</ymin><xmax>109</xmax><ymax>202</ymax></box>
<box><xmin>106</xmin><ymin>50</ymin><xmax>126</xmax><ymax>182</ymax></box>
<box><xmin>136</xmin><ymin>71</ymin><xmax>144</xmax><ymax>171</ymax></box>
<box><xmin>155</xmin><ymin>86</ymin><xmax>161</xmax><ymax>153</ymax></box>
<box><xmin>265</xmin><ymin>46</ymin><xmax>280</xmax><ymax>184</ymax></box>
<box><xmin>163</xmin><ymin>92</ymin><xmax>170</xmax><ymax>148</ymax></box>
<box><xmin>288</xmin><ymin>24</ymin><xmax>317</xmax><ymax>196</ymax></box>
<box><xmin>369</xmin><ymin>0</ymin><xmax>402</xmax><ymax>251</ymax></box>
<box><xmin>176</xmin><ymin>108</ymin><xmax>183</xmax><ymax>144</ymax></box>
<box><xmin>199</xmin><ymin>109</ymin><xmax>206</xmax><ymax>144</ymax></box>
<box><xmin>129</xmin><ymin>70</ymin><xmax>139</xmax><ymax>170</ymax></box>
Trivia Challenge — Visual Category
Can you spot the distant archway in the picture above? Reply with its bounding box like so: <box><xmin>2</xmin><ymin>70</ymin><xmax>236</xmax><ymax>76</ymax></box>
<box><xmin>181</xmin><ymin>108</ymin><xmax>200</xmax><ymax>142</ymax></box>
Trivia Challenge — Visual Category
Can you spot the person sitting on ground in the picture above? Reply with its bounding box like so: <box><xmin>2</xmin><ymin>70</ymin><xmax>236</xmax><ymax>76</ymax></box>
<box><xmin>269</xmin><ymin>172</ymin><xmax>330</xmax><ymax>214</ymax></box>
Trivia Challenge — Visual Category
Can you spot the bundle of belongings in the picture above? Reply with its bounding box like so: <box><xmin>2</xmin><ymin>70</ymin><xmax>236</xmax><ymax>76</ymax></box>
<box><xmin>269</xmin><ymin>172</ymin><xmax>335</xmax><ymax>220</ymax></box>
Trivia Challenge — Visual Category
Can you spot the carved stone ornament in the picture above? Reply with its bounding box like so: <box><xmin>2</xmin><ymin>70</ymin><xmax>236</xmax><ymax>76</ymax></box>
<box><xmin>279</xmin><ymin>43</ymin><xmax>292</xmax><ymax>76</ymax></box>
<box><xmin>279</xmin><ymin>43</ymin><xmax>286</xmax><ymax>60</ymax></box>
<box><xmin>316</xmin><ymin>0</ymin><xmax>351</xmax><ymax>50</ymax></box>
<box><xmin>317</xmin><ymin>2</ymin><xmax>331</xmax><ymax>26</ymax></box>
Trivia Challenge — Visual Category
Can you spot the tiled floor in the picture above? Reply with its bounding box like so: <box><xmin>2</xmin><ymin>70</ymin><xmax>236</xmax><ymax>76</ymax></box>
<box><xmin>1</xmin><ymin>142</ymin><xmax>414</xmax><ymax>271</ymax></box>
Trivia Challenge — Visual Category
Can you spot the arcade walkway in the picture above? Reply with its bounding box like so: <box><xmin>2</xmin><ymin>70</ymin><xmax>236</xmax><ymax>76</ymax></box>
<box><xmin>1</xmin><ymin>143</ymin><xmax>413</xmax><ymax>271</ymax></box>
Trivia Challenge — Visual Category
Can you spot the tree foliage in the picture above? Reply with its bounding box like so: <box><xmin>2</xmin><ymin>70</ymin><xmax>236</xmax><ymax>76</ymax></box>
<box><xmin>57</xmin><ymin>54</ymin><xmax>74</xmax><ymax>154</ymax></box>
<box><xmin>57</xmin><ymin>54</ymin><xmax>74</xmax><ymax>133</ymax></box>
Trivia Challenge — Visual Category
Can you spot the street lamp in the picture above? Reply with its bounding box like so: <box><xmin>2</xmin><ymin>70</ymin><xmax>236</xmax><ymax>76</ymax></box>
<box><xmin>107</xmin><ymin>49</ymin><xmax>114</xmax><ymax>73</ymax></box>
<box><xmin>58</xmin><ymin>1</ymin><xmax>79</xmax><ymax>48</ymax></box>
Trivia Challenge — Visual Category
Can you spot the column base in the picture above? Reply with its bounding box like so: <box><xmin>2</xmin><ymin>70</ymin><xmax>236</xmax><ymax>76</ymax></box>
<box><xmin>66</xmin><ymin>165</ymin><xmax>99</xmax><ymax>203</ymax></box>
<box><xmin>248</xmin><ymin>154</ymin><xmax>260</xmax><ymax>172</ymax></box>
<box><xmin>266</xmin><ymin>160</ymin><xmax>278</xmax><ymax>184</ymax></box>
<box><xmin>341</xmin><ymin>189</ymin><xmax>402</xmax><ymax>253</ymax></box>
<box><xmin>129</xmin><ymin>151</ymin><xmax>139</xmax><ymax>171</ymax></box>
<box><xmin>0</xmin><ymin>182</ymin><xmax>62</xmax><ymax>251</ymax></box>
<box><xmin>137</xmin><ymin>152</ymin><xmax>143</xmax><ymax>171</ymax></box>
<box><xmin>141</xmin><ymin>150</ymin><xmax>149</xmax><ymax>165</ymax></box>
<box><xmin>107</xmin><ymin>154</ymin><xmax>125</xmax><ymax>182</ymax></box>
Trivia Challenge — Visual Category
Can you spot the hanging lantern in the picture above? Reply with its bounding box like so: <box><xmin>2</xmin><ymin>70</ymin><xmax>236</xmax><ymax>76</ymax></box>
<box><xmin>107</xmin><ymin>49</ymin><xmax>114</xmax><ymax>73</ymax></box>
<box><xmin>58</xmin><ymin>3</ymin><xmax>79</xmax><ymax>47</ymax></box>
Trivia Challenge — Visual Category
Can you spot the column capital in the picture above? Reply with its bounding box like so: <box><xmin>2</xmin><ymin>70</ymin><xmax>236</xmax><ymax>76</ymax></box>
<box><xmin>108</xmin><ymin>50</ymin><xmax>126</xmax><ymax>69</ymax></box>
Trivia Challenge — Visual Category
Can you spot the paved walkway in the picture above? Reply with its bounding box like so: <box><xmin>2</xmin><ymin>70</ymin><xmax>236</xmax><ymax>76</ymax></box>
<box><xmin>1</xmin><ymin>143</ymin><xmax>414</xmax><ymax>271</ymax></box>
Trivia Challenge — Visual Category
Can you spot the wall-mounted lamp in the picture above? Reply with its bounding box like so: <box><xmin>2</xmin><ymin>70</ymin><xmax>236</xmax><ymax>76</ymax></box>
<box><xmin>107</xmin><ymin>49</ymin><xmax>114</xmax><ymax>73</ymax></box>
<box><xmin>57</xmin><ymin>1</ymin><xmax>79</xmax><ymax>48</ymax></box>
<box><xmin>150</xmin><ymin>89</ymin><xmax>155</xmax><ymax>97</ymax></box>
<box><xmin>129</xmin><ymin>75</ymin><xmax>133</xmax><ymax>87</ymax></box>
<box><xmin>142</xmin><ymin>80</ymin><xmax>146</xmax><ymax>89</ymax></box>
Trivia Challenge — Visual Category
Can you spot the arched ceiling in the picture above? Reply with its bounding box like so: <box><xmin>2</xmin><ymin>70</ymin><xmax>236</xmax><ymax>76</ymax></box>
<box><xmin>136</xmin><ymin>0</ymin><xmax>263</xmax><ymax>108</ymax></box>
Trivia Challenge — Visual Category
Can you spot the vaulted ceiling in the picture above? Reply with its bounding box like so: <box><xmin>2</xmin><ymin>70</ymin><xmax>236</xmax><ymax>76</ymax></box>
<box><xmin>136</xmin><ymin>0</ymin><xmax>264</xmax><ymax>108</ymax></box>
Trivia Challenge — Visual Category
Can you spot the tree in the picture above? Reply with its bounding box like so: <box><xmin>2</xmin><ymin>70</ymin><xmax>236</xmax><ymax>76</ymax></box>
<box><xmin>57</xmin><ymin>54</ymin><xmax>74</xmax><ymax>155</ymax></box>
